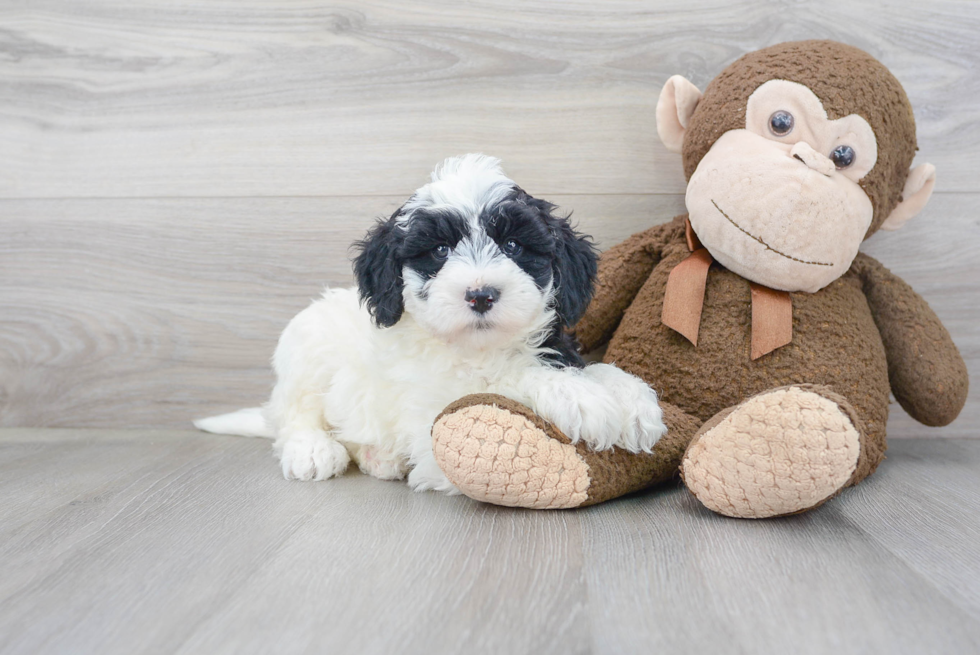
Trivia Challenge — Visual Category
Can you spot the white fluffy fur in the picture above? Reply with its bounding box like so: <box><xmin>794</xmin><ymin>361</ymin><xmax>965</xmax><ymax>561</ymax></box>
<box><xmin>399</xmin><ymin>154</ymin><xmax>515</xmax><ymax>228</ymax></box>
<box><xmin>196</xmin><ymin>154</ymin><xmax>666</xmax><ymax>493</ymax></box>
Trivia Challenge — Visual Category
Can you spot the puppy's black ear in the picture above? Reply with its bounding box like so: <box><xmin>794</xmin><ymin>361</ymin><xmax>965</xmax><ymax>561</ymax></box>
<box><xmin>536</xmin><ymin>200</ymin><xmax>598</xmax><ymax>327</ymax></box>
<box><xmin>352</xmin><ymin>212</ymin><xmax>405</xmax><ymax>328</ymax></box>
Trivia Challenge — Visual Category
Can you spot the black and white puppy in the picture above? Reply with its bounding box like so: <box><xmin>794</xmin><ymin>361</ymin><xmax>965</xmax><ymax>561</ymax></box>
<box><xmin>196</xmin><ymin>154</ymin><xmax>665</xmax><ymax>492</ymax></box>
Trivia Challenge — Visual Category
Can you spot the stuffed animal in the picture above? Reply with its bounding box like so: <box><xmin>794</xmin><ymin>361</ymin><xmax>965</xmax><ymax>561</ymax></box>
<box><xmin>430</xmin><ymin>40</ymin><xmax>969</xmax><ymax>517</ymax></box>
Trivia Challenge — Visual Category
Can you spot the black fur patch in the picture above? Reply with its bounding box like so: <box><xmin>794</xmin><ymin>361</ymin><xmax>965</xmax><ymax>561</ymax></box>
<box><xmin>547</xmin><ymin>208</ymin><xmax>599</xmax><ymax>328</ymax></box>
<box><xmin>481</xmin><ymin>189</ymin><xmax>597</xmax><ymax>327</ymax></box>
<box><xmin>352</xmin><ymin>207</ymin><xmax>408</xmax><ymax>328</ymax></box>
<box><xmin>398</xmin><ymin>208</ymin><xmax>469</xmax><ymax>281</ymax></box>
<box><xmin>483</xmin><ymin>188</ymin><xmax>598</xmax><ymax>368</ymax></box>
<box><xmin>539</xmin><ymin>330</ymin><xmax>588</xmax><ymax>367</ymax></box>
<box><xmin>481</xmin><ymin>192</ymin><xmax>556</xmax><ymax>291</ymax></box>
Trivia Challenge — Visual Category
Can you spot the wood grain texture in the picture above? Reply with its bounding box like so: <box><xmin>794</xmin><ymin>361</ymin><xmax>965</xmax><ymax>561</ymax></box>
<box><xmin>2</xmin><ymin>3</ymin><xmax>977</xmax><ymax>651</ymax></box>
<box><xmin>2</xmin><ymin>193</ymin><xmax>976</xmax><ymax>435</ymax></box>
<box><xmin>0</xmin><ymin>429</ymin><xmax>978</xmax><ymax>654</ymax></box>
<box><xmin>1</xmin><ymin>0</ymin><xmax>979</xmax><ymax>198</ymax></box>
<box><xmin>0</xmin><ymin>194</ymin><xmax>683</xmax><ymax>429</ymax></box>
<box><xmin>580</xmin><ymin>440</ymin><xmax>980</xmax><ymax>654</ymax></box>
<box><xmin>0</xmin><ymin>0</ymin><xmax>976</xmax><ymax>435</ymax></box>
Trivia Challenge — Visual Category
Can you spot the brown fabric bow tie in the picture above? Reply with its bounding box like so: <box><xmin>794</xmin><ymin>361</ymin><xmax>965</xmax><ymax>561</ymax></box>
<box><xmin>661</xmin><ymin>219</ymin><xmax>793</xmax><ymax>360</ymax></box>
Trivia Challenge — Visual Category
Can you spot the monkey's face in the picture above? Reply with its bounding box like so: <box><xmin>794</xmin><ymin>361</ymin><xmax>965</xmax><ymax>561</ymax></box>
<box><xmin>685</xmin><ymin>80</ymin><xmax>879</xmax><ymax>293</ymax></box>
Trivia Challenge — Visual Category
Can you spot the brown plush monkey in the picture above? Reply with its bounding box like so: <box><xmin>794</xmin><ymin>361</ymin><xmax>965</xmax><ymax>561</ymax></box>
<box><xmin>431</xmin><ymin>41</ymin><xmax>969</xmax><ymax>517</ymax></box>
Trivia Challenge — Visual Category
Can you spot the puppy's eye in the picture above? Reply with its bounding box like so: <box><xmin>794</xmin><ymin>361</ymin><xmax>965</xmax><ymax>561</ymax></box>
<box><xmin>502</xmin><ymin>239</ymin><xmax>523</xmax><ymax>256</ymax></box>
<box><xmin>769</xmin><ymin>111</ymin><xmax>794</xmax><ymax>136</ymax></box>
<box><xmin>831</xmin><ymin>145</ymin><xmax>855</xmax><ymax>169</ymax></box>
<box><xmin>432</xmin><ymin>244</ymin><xmax>450</xmax><ymax>260</ymax></box>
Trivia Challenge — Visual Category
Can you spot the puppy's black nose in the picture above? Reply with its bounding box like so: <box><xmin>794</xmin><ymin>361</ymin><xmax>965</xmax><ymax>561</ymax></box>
<box><xmin>465</xmin><ymin>287</ymin><xmax>499</xmax><ymax>314</ymax></box>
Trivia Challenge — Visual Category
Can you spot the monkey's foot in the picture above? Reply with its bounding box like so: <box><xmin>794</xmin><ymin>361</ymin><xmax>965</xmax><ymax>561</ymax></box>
<box><xmin>680</xmin><ymin>385</ymin><xmax>864</xmax><ymax>519</ymax></box>
<box><xmin>431</xmin><ymin>394</ymin><xmax>697</xmax><ymax>509</ymax></box>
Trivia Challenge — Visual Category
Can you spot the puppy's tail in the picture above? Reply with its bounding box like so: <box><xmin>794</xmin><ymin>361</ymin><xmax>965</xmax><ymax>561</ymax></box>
<box><xmin>193</xmin><ymin>407</ymin><xmax>275</xmax><ymax>439</ymax></box>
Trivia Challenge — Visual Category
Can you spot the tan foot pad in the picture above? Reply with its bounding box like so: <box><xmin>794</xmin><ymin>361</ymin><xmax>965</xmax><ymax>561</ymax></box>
<box><xmin>681</xmin><ymin>386</ymin><xmax>862</xmax><ymax>519</ymax></box>
<box><xmin>432</xmin><ymin>394</ymin><xmax>591</xmax><ymax>509</ymax></box>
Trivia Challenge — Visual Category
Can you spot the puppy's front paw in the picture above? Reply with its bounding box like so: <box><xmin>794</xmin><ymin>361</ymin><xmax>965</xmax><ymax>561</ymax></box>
<box><xmin>529</xmin><ymin>372</ymin><xmax>621</xmax><ymax>451</ymax></box>
<box><xmin>355</xmin><ymin>445</ymin><xmax>408</xmax><ymax>481</ymax></box>
<box><xmin>583</xmin><ymin>364</ymin><xmax>667</xmax><ymax>453</ymax></box>
<box><xmin>625</xmin><ymin>395</ymin><xmax>668</xmax><ymax>453</ymax></box>
<box><xmin>278</xmin><ymin>431</ymin><xmax>350</xmax><ymax>481</ymax></box>
<box><xmin>407</xmin><ymin>455</ymin><xmax>461</xmax><ymax>494</ymax></box>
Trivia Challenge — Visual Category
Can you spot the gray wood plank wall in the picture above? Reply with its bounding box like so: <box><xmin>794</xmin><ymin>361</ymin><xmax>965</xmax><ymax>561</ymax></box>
<box><xmin>1</xmin><ymin>0</ymin><xmax>977</xmax><ymax>434</ymax></box>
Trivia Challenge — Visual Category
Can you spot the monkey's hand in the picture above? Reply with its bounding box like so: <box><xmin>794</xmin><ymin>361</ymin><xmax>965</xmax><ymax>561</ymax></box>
<box><xmin>573</xmin><ymin>216</ymin><xmax>684</xmax><ymax>353</ymax></box>
<box><xmin>855</xmin><ymin>253</ymin><xmax>968</xmax><ymax>427</ymax></box>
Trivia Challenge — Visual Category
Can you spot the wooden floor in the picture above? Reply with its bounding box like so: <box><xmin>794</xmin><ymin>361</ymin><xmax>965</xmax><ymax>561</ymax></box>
<box><xmin>1</xmin><ymin>429</ymin><xmax>978</xmax><ymax>655</ymax></box>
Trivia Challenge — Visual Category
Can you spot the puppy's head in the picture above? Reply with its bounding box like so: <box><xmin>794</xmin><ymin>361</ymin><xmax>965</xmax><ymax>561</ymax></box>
<box><xmin>353</xmin><ymin>154</ymin><xmax>597</xmax><ymax>350</ymax></box>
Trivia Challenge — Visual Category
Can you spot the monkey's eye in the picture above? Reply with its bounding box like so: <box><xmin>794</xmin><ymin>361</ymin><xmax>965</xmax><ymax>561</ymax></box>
<box><xmin>432</xmin><ymin>244</ymin><xmax>451</xmax><ymax>260</ymax></box>
<box><xmin>831</xmin><ymin>145</ymin><xmax>856</xmax><ymax>170</ymax></box>
<box><xmin>768</xmin><ymin>111</ymin><xmax>795</xmax><ymax>136</ymax></box>
<box><xmin>502</xmin><ymin>239</ymin><xmax>523</xmax><ymax>256</ymax></box>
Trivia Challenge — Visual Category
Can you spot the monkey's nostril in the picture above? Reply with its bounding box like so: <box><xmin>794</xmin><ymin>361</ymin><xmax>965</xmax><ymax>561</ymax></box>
<box><xmin>790</xmin><ymin>141</ymin><xmax>835</xmax><ymax>176</ymax></box>
<box><xmin>465</xmin><ymin>287</ymin><xmax>499</xmax><ymax>315</ymax></box>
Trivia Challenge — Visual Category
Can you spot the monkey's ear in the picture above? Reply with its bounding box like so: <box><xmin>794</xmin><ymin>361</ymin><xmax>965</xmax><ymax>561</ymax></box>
<box><xmin>656</xmin><ymin>75</ymin><xmax>702</xmax><ymax>154</ymax></box>
<box><xmin>881</xmin><ymin>163</ymin><xmax>937</xmax><ymax>231</ymax></box>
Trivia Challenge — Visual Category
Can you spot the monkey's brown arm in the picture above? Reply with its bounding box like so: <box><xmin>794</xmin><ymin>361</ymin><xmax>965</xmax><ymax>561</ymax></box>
<box><xmin>574</xmin><ymin>216</ymin><xmax>685</xmax><ymax>353</ymax></box>
<box><xmin>854</xmin><ymin>253</ymin><xmax>969</xmax><ymax>427</ymax></box>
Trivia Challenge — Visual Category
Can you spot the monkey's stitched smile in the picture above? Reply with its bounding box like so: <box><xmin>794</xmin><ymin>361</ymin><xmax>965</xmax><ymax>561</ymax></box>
<box><xmin>710</xmin><ymin>199</ymin><xmax>833</xmax><ymax>267</ymax></box>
